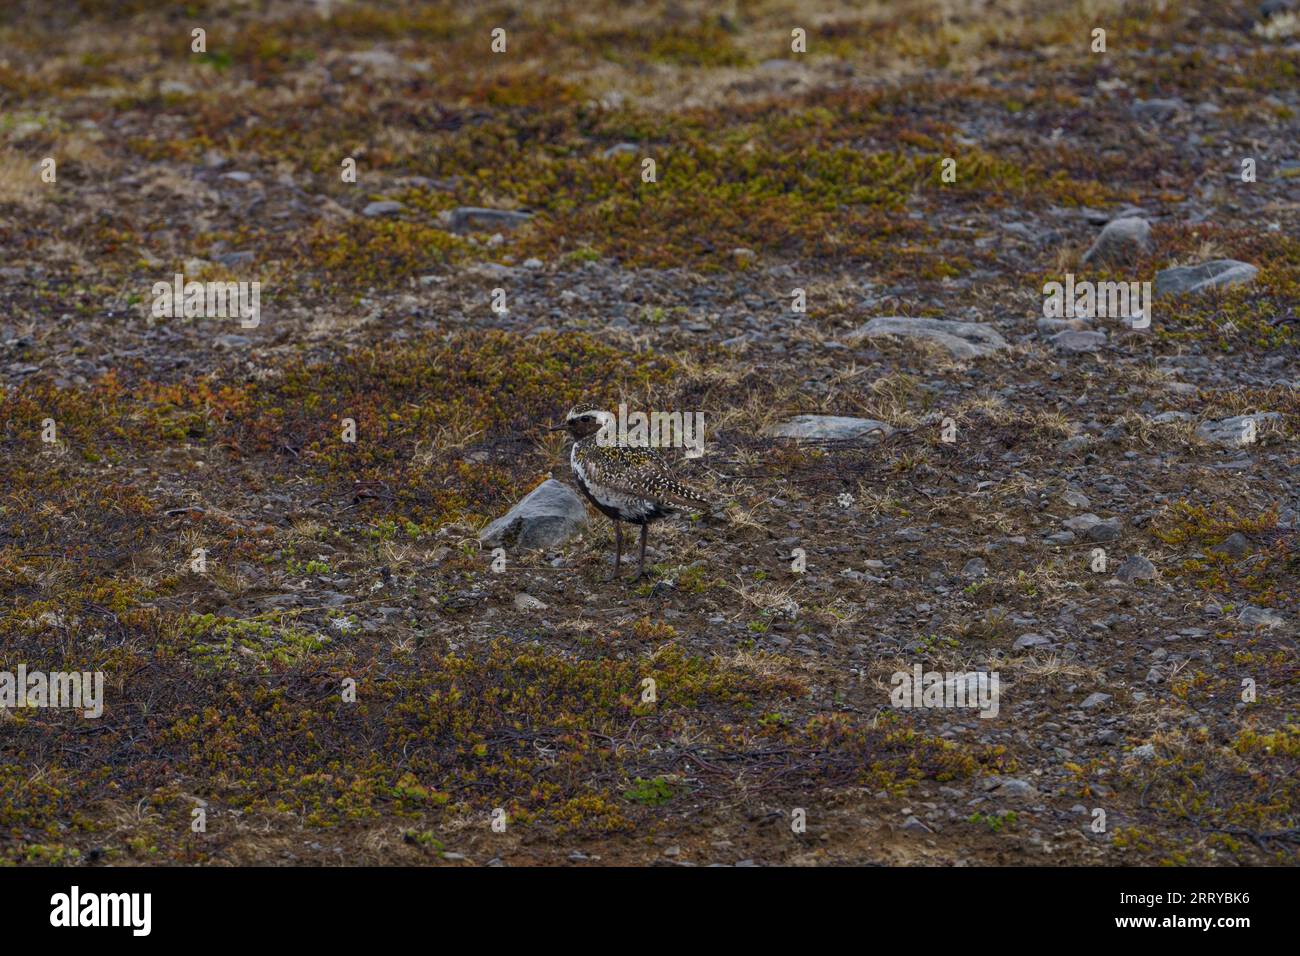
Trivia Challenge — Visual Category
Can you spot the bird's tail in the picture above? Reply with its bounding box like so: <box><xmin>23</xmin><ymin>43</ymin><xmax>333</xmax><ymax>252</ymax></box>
<box><xmin>663</xmin><ymin>479</ymin><xmax>721</xmax><ymax>514</ymax></box>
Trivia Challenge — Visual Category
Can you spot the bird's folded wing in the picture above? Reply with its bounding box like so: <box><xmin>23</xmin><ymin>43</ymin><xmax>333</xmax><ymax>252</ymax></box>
<box><xmin>585</xmin><ymin>447</ymin><xmax>713</xmax><ymax>510</ymax></box>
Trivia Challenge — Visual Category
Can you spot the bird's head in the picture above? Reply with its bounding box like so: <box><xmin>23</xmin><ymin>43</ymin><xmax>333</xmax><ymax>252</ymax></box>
<box><xmin>551</xmin><ymin>403</ymin><xmax>615</xmax><ymax>440</ymax></box>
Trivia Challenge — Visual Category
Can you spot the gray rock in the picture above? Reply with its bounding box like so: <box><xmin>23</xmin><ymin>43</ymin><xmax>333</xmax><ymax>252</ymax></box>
<box><xmin>479</xmin><ymin>479</ymin><xmax>589</xmax><ymax>549</ymax></box>
<box><xmin>1062</xmin><ymin>489</ymin><xmax>1090</xmax><ymax>509</ymax></box>
<box><xmin>1131</xmin><ymin>98</ymin><xmax>1187</xmax><ymax>122</ymax></box>
<box><xmin>362</xmin><ymin>200</ymin><xmax>405</xmax><ymax>217</ymax></box>
<box><xmin>347</xmin><ymin>50</ymin><xmax>402</xmax><ymax>70</ymax></box>
<box><xmin>1150</xmin><ymin>411</ymin><xmax>1192</xmax><ymax>425</ymax></box>
<box><xmin>1063</xmin><ymin>513</ymin><xmax>1121</xmax><ymax>542</ymax></box>
<box><xmin>448</xmin><ymin>206</ymin><xmax>533</xmax><ymax>232</ymax></box>
<box><xmin>1086</xmin><ymin>519</ymin><xmax>1122</xmax><ymax>543</ymax></box>
<box><xmin>1013</xmin><ymin>633</ymin><xmax>1053</xmax><ymax>651</ymax></box>
<box><xmin>845</xmin><ymin>317</ymin><xmax>1009</xmax><ymax>360</ymax></box>
<box><xmin>1038</xmin><ymin>318</ymin><xmax>1092</xmax><ymax>335</ymax></box>
<box><xmin>1116</xmin><ymin>554</ymin><xmax>1157</xmax><ymax>583</ymax></box>
<box><xmin>962</xmin><ymin>558</ymin><xmax>988</xmax><ymax>578</ymax></box>
<box><xmin>994</xmin><ymin>778</ymin><xmax>1038</xmax><ymax>798</ymax></box>
<box><xmin>513</xmin><ymin>593</ymin><xmax>548</xmax><ymax>611</ymax></box>
<box><xmin>1057</xmin><ymin>435</ymin><xmax>1093</xmax><ymax>455</ymax></box>
<box><xmin>1080</xmin><ymin>217</ymin><xmax>1151</xmax><ymax>266</ymax></box>
<box><xmin>1049</xmin><ymin>330</ymin><xmax>1107</xmax><ymax>352</ymax></box>
<box><xmin>1195</xmin><ymin>412</ymin><xmax>1279</xmax><ymax>447</ymax></box>
<box><xmin>1080</xmin><ymin>692</ymin><xmax>1112</xmax><ymax>710</ymax></box>
<box><xmin>1238</xmin><ymin>605</ymin><xmax>1285</xmax><ymax>630</ymax></box>
<box><xmin>215</xmin><ymin>250</ymin><xmax>255</xmax><ymax>268</ymax></box>
<box><xmin>1154</xmin><ymin>260</ymin><xmax>1258</xmax><ymax>297</ymax></box>
<box><xmin>1211</xmin><ymin>532</ymin><xmax>1252</xmax><ymax>559</ymax></box>
<box><xmin>766</xmin><ymin>415</ymin><xmax>893</xmax><ymax>442</ymax></box>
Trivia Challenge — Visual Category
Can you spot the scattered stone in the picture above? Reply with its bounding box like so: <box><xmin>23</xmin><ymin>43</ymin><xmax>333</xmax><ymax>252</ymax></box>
<box><xmin>1080</xmin><ymin>692</ymin><xmax>1112</xmax><ymax>710</ymax></box>
<box><xmin>1238</xmin><ymin>605</ymin><xmax>1285</xmax><ymax>629</ymax></box>
<box><xmin>1154</xmin><ymin>260</ymin><xmax>1258</xmax><ymax>297</ymax></box>
<box><xmin>1130</xmin><ymin>98</ymin><xmax>1187</xmax><ymax>122</ymax></box>
<box><xmin>347</xmin><ymin>49</ymin><xmax>402</xmax><ymax>71</ymax></box>
<box><xmin>845</xmin><ymin>316</ymin><xmax>1009</xmax><ymax>360</ymax></box>
<box><xmin>1062</xmin><ymin>489</ymin><xmax>1090</xmax><ymax>509</ymax></box>
<box><xmin>1063</xmin><ymin>513</ymin><xmax>1121</xmax><ymax>542</ymax></box>
<box><xmin>1038</xmin><ymin>318</ymin><xmax>1092</xmax><ymax>335</ymax></box>
<box><xmin>1196</xmin><ymin>413</ymin><xmax>1278</xmax><ymax>447</ymax></box>
<box><xmin>1013</xmin><ymin>633</ymin><xmax>1053</xmax><ymax>651</ymax></box>
<box><xmin>362</xmin><ymin>200</ymin><xmax>404</xmax><ymax>218</ymax></box>
<box><xmin>1116</xmin><ymin>554</ymin><xmax>1156</xmax><ymax>583</ymax></box>
<box><xmin>766</xmin><ymin>415</ymin><xmax>893</xmax><ymax>441</ymax></box>
<box><xmin>215</xmin><ymin>250</ymin><xmax>255</xmax><ymax>268</ymax></box>
<box><xmin>1080</xmin><ymin>216</ymin><xmax>1151</xmax><ymax>266</ymax></box>
<box><xmin>448</xmin><ymin>206</ymin><xmax>533</xmax><ymax>232</ymax></box>
<box><xmin>1049</xmin><ymin>330</ymin><xmax>1107</xmax><ymax>353</ymax></box>
<box><xmin>1211</xmin><ymin>532</ymin><xmax>1252</xmax><ymax>559</ymax></box>
<box><xmin>994</xmin><ymin>778</ymin><xmax>1038</xmax><ymax>799</ymax></box>
<box><xmin>479</xmin><ymin>479</ymin><xmax>588</xmax><ymax>549</ymax></box>
<box><xmin>514</xmin><ymin>593</ymin><xmax>548</xmax><ymax>611</ymax></box>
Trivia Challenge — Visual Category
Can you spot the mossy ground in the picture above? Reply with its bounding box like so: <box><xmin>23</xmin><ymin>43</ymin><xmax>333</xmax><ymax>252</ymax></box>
<box><xmin>1</xmin><ymin>0</ymin><xmax>1298</xmax><ymax>866</ymax></box>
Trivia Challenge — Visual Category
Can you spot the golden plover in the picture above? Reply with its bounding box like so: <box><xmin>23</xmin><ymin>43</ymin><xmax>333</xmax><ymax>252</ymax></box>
<box><xmin>553</xmin><ymin>404</ymin><xmax>713</xmax><ymax>581</ymax></box>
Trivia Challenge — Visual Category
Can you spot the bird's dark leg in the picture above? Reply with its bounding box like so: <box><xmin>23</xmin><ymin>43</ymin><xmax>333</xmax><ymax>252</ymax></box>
<box><xmin>605</xmin><ymin>519</ymin><xmax>622</xmax><ymax>582</ymax></box>
<box><xmin>634</xmin><ymin>523</ymin><xmax>648</xmax><ymax>581</ymax></box>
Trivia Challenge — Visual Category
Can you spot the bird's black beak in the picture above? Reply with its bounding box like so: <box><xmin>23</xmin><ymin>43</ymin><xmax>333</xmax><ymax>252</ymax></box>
<box><xmin>548</xmin><ymin>424</ymin><xmax>567</xmax><ymax>432</ymax></box>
